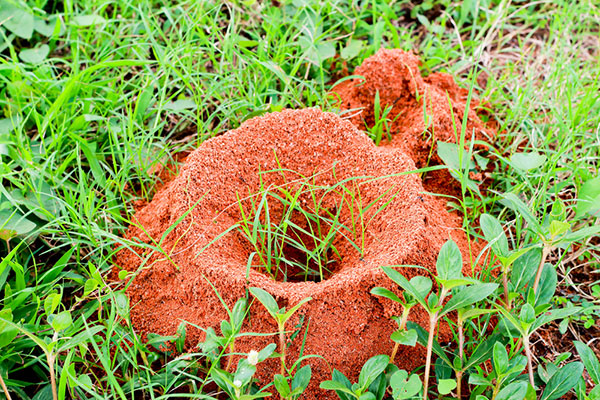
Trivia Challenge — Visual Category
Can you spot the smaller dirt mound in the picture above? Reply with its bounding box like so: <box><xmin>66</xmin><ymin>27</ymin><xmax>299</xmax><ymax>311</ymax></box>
<box><xmin>332</xmin><ymin>49</ymin><xmax>494</xmax><ymax>194</ymax></box>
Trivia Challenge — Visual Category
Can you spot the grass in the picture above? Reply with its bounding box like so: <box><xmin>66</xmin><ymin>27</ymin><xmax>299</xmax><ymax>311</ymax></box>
<box><xmin>0</xmin><ymin>0</ymin><xmax>598</xmax><ymax>399</ymax></box>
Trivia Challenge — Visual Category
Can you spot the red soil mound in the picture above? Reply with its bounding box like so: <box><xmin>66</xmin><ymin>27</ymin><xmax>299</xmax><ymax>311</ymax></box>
<box><xmin>115</xmin><ymin>107</ymin><xmax>477</xmax><ymax>399</ymax></box>
<box><xmin>332</xmin><ymin>49</ymin><xmax>494</xmax><ymax>194</ymax></box>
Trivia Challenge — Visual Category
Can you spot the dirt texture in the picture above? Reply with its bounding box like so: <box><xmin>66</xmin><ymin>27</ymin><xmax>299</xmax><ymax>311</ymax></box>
<box><xmin>115</xmin><ymin>106</ymin><xmax>480</xmax><ymax>398</ymax></box>
<box><xmin>332</xmin><ymin>49</ymin><xmax>494</xmax><ymax>195</ymax></box>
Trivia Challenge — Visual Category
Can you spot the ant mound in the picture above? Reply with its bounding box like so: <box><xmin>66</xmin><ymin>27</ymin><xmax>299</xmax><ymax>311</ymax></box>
<box><xmin>332</xmin><ymin>49</ymin><xmax>495</xmax><ymax>195</ymax></box>
<box><xmin>115</xmin><ymin>108</ymin><xmax>474</xmax><ymax>398</ymax></box>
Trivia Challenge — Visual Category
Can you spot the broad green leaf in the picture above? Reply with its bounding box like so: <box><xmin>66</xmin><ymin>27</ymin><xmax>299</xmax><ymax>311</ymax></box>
<box><xmin>282</xmin><ymin>296</ymin><xmax>312</xmax><ymax>323</ymax></box>
<box><xmin>480</xmin><ymin>213</ymin><xmax>509</xmax><ymax>258</ymax></box>
<box><xmin>390</xmin><ymin>370</ymin><xmax>422</xmax><ymax>399</ymax></box>
<box><xmin>437</xmin><ymin>277</ymin><xmax>478</xmax><ymax>290</ymax></box>
<box><xmin>0</xmin><ymin>308</ymin><xmax>18</xmax><ymax>347</ymax></box>
<box><xmin>519</xmin><ymin>304</ymin><xmax>535</xmax><ymax>326</ymax></box>
<box><xmin>437</xmin><ymin>379</ymin><xmax>457</xmax><ymax>395</ymax></box>
<box><xmin>370</xmin><ymin>287</ymin><xmax>403</xmax><ymax>304</ymax></box>
<box><xmin>510</xmin><ymin>152</ymin><xmax>546</xmax><ymax>172</ymax></box>
<box><xmin>358</xmin><ymin>393</ymin><xmax>376</xmax><ymax>400</ymax></box>
<box><xmin>501</xmin><ymin>246</ymin><xmax>534</xmax><ymax>270</ymax></box>
<box><xmin>541</xmin><ymin>362</ymin><xmax>583</xmax><ymax>400</ymax></box>
<box><xmin>19</xmin><ymin>45</ymin><xmax>50</xmax><ymax>64</ymax></box>
<box><xmin>0</xmin><ymin>206</ymin><xmax>36</xmax><ymax>240</ymax></box>
<box><xmin>532</xmin><ymin>306</ymin><xmax>581</xmax><ymax>332</ymax></box>
<box><xmin>257</xmin><ymin>343</ymin><xmax>276</xmax><ymax>362</ymax></box>
<box><xmin>234</xmin><ymin>358</ymin><xmax>256</xmax><ymax>387</ymax></box>
<box><xmin>0</xmin><ymin>4</ymin><xmax>34</xmax><ymax>39</ymax></box>
<box><xmin>341</xmin><ymin>39</ymin><xmax>364</xmax><ymax>60</ymax></box>
<box><xmin>410</xmin><ymin>276</ymin><xmax>433</xmax><ymax>299</ymax></box>
<box><xmin>549</xmin><ymin>220</ymin><xmax>570</xmax><ymax>239</ymax></box>
<box><xmin>493</xmin><ymin>342</ymin><xmax>509</xmax><ymax>375</ymax></box>
<box><xmin>573</xmin><ymin>341</ymin><xmax>600</xmax><ymax>385</ymax></box>
<box><xmin>319</xmin><ymin>380</ymin><xmax>356</xmax><ymax>397</ymax></box>
<box><xmin>249</xmin><ymin>287</ymin><xmax>279</xmax><ymax>317</ymax></box>
<box><xmin>44</xmin><ymin>293</ymin><xmax>61</xmax><ymax>316</ymax></box>
<box><xmin>496</xmin><ymin>381</ymin><xmax>528</xmax><ymax>400</ymax></box>
<box><xmin>113</xmin><ymin>292</ymin><xmax>129</xmax><ymax>319</ymax></box>
<box><xmin>510</xmin><ymin>249</ymin><xmax>541</xmax><ymax>291</ymax></box>
<box><xmin>381</xmin><ymin>267</ymin><xmax>428</xmax><ymax>308</ymax></box>
<box><xmin>274</xmin><ymin>374</ymin><xmax>290</xmax><ymax>397</ymax></box>
<box><xmin>164</xmin><ymin>99</ymin><xmax>196</xmax><ymax>111</ymax></box>
<box><xmin>330</xmin><ymin>369</ymin><xmax>353</xmax><ymax>400</ymax></box>
<box><xmin>576</xmin><ymin>176</ymin><xmax>600</xmax><ymax>218</ymax></box>
<box><xmin>436</xmin><ymin>239</ymin><xmax>463</xmax><ymax>281</ymax></box>
<box><xmin>531</xmin><ymin>264</ymin><xmax>556</xmax><ymax>306</ymax></box>
<box><xmin>390</xmin><ymin>329</ymin><xmax>417</xmax><ymax>347</ymax></box>
<box><xmin>291</xmin><ymin>365</ymin><xmax>311</xmax><ymax>395</ymax></box>
<box><xmin>441</xmin><ymin>283</ymin><xmax>499</xmax><ymax>315</ymax></box>
<box><xmin>71</xmin><ymin>15</ymin><xmax>107</xmax><ymax>27</ymax></box>
<box><xmin>437</xmin><ymin>141</ymin><xmax>472</xmax><ymax>170</ymax></box>
<box><xmin>50</xmin><ymin>311</ymin><xmax>72</xmax><ymax>332</ymax></box>
<box><xmin>358</xmin><ymin>355</ymin><xmax>389</xmax><ymax>390</ymax></box>
<box><xmin>463</xmin><ymin>335</ymin><xmax>500</xmax><ymax>370</ymax></box>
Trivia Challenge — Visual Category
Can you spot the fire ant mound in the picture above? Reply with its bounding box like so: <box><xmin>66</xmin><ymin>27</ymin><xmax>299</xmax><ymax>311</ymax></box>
<box><xmin>332</xmin><ymin>49</ymin><xmax>495</xmax><ymax>194</ymax></box>
<box><xmin>115</xmin><ymin>108</ymin><xmax>477</xmax><ymax>398</ymax></box>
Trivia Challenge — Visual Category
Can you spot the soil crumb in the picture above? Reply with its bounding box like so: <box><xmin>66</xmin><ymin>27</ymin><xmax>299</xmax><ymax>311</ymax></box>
<box><xmin>332</xmin><ymin>48</ymin><xmax>495</xmax><ymax>195</ymax></box>
<box><xmin>115</xmin><ymin>105</ymin><xmax>481</xmax><ymax>399</ymax></box>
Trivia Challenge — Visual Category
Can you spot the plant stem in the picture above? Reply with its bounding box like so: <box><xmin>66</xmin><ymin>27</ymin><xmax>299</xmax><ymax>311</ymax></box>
<box><xmin>47</xmin><ymin>353</ymin><xmax>57</xmax><ymax>400</ymax></box>
<box><xmin>523</xmin><ymin>335</ymin><xmax>535</xmax><ymax>387</ymax></box>
<box><xmin>457</xmin><ymin>315</ymin><xmax>464</xmax><ymax>399</ymax></box>
<box><xmin>225</xmin><ymin>342</ymin><xmax>235</xmax><ymax>372</ymax></box>
<box><xmin>502</xmin><ymin>267</ymin><xmax>511</xmax><ymax>310</ymax></box>
<box><xmin>423</xmin><ymin>313</ymin><xmax>438</xmax><ymax>400</ymax></box>
<box><xmin>390</xmin><ymin>306</ymin><xmax>411</xmax><ymax>363</ymax></box>
<box><xmin>0</xmin><ymin>372</ymin><xmax>12</xmax><ymax>400</ymax></box>
<box><xmin>279</xmin><ymin>324</ymin><xmax>286</xmax><ymax>376</ymax></box>
<box><xmin>532</xmin><ymin>245</ymin><xmax>551</xmax><ymax>295</ymax></box>
<box><xmin>423</xmin><ymin>290</ymin><xmax>448</xmax><ymax>400</ymax></box>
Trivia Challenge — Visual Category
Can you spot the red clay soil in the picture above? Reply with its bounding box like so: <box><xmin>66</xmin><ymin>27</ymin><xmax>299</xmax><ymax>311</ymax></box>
<box><xmin>331</xmin><ymin>49</ymin><xmax>495</xmax><ymax>195</ymax></box>
<box><xmin>115</xmin><ymin>105</ymin><xmax>483</xmax><ymax>398</ymax></box>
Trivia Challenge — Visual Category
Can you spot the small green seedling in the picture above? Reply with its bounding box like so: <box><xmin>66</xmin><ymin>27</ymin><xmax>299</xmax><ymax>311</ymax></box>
<box><xmin>249</xmin><ymin>287</ymin><xmax>311</xmax><ymax>375</ymax></box>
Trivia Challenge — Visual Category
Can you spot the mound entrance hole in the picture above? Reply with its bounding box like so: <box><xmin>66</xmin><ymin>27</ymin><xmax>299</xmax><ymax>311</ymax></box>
<box><xmin>234</xmin><ymin>168</ymin><xmax>395</xmax><ymax>283</ymax></box>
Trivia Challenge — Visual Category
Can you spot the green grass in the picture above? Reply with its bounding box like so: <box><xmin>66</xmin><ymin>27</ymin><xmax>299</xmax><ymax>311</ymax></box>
<box><xmin>0</xmin><ymin>0</ymin><xmax>599</xmax><ymax>399</ymax></box>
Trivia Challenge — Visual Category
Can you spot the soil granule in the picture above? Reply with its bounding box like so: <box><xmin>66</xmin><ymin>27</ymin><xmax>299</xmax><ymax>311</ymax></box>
<box><xmin>115</xmin><ymin>49</ymin><xmax>495</xmax><ymax>399</ymax></box>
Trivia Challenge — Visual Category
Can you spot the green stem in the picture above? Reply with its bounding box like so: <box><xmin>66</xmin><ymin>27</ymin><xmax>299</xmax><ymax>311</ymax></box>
<box><xmin>457</xmin><ymin>315</ymin><xmax>464</xmax><ymax>399</ymax></box>
<box><xmin>279</xmin><ymin>324</ymin><xmax>286</xmax><ymax>376</ymax></box>
<box><xmin>390</xmin><ymin>306</ymin><xmax>411</xmax><ymax>364</ymax></box>
<box><xmin>502</xmin><ymin>266</ymin><xmax>511</xmax><ymax>310</ymax></box>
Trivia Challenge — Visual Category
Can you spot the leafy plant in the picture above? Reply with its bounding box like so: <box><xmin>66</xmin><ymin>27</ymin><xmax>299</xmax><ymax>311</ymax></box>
<box><xmin>320</xmin><ymin>354</ymin><xmax>422</xmax><ymax>400</ymax></box>
<box><xmin>380</xmin><ymin>239</ymin><xmax>498</xmax><ymax>399</ymax></box>
<box><xmin>249</xmin><ymin>287</ymin><xmax>311</xmax><ymax>376</ymax></box>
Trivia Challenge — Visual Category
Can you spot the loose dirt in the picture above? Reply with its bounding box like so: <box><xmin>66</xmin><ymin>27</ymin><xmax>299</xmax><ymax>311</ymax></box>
<box><xmin>115</xmin><ymin>50</ymin><xmax>495</xmax><ymax>399</ymax></box>
<box><xmin>332</xmin><ymin>49</ymin><xmax>494</xmax><ymax>195</ymax></box>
